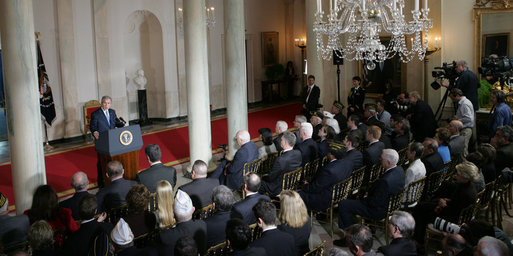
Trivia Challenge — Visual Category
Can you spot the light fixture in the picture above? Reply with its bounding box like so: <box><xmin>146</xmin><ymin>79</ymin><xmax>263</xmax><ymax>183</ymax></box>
<box><xmin>314</xmin><ymin>0</ymin><xmax>433</xmax><ymax>64</ymax></box>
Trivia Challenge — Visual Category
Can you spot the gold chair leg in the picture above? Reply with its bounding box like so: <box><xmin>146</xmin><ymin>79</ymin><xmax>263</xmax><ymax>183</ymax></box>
<box><xmin>330</xmin><ymin>208</ymin><xmax>334</xmax><ymax>238</ymax></box>
<box><xmin>310</xmin><ymin>211</ymin><xmax>314</xmax><ymax>229</ymax></box>
<box><xmin>385</xmin><ymin>219</ymin><xmax>389</xmax><ymax>245</ymax></box>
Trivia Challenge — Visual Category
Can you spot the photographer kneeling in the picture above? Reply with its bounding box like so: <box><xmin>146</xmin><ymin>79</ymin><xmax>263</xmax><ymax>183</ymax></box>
<box><xmin>411</xmin><ymin>162</ymin><xmax>478</xmax><ymax>247</ymax></box>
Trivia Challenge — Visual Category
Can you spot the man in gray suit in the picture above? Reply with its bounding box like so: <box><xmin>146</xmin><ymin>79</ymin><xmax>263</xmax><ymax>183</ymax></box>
<box><xmin>136</xmin><ymin>144</ymin><xmax>176</xmax><ymax>193</ymax></box>
<box><xmin>0</xmin><ymin>192</ymin><xmax>29</xmax><ymax>248</ymax></box>
<box><xmin>448</xmin><ymin>120</ymin><xmax>465</xmax><ymax>163</ymax></box>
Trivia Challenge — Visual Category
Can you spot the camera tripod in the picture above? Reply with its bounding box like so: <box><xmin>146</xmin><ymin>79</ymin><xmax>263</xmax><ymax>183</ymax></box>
<box><xmin>434</xmin><ymin>79</ymin><xmax>456</xmax><ymax>122</ymax></box>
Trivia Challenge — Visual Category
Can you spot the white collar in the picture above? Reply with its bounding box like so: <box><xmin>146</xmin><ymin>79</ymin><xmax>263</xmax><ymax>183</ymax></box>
<box><xmin>262</xmin><ymin>226</ymin><xmax>277</xmax><ymax>232</ymax></box>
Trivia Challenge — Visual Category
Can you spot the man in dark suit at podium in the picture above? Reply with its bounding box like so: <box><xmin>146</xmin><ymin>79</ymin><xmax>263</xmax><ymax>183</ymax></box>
<box><xmin>90</xmin><ymin>95</ymin><xmax>125</xmax><ymax>188</ymax></box>
<box><xmin>136</xmin><ymin>144</ymin><xmax>176</xmax><ymax>193</ymax></box>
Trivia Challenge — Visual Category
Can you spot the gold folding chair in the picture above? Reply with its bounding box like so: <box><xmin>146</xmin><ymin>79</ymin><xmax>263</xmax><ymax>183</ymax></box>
<box><xmin>402</xmin><ymin>176</ymin><xmax>427</xmax><ymax>210</ymax></box>
<box><xmin>302</xmin><ymin>158</ymin><xmax>320</xmax><ymax>182</ymax></box>
<box><xmin>242</xmin><ymin>158</ymin><xmax>262</xmax><ymax>198</ymax></box>
<box><xmin>258</xmin><ymin>152</ymin><xmax>279</xmax><ymax>176</ymax></box>
<box><xmin>360</xmin><ymin>190</ymin><xmax>405</xmax><ymax>245</ymax></box>
<box><xmin>249</xmin><ymin>223</ymin><xmax>263</xmax><ymax>242</ymax></box>
<box><xmin>303</xmin><ymin>240</ymin><xmax>326</xmax><ymax>256</ymax></box>
<box><xmin>282</xmin><ymin>167</ymin><xmax>303</xmax><ymax>191</ymax></box>
<box><xmin>206</xmin><ymin>241</ymin><xmax>228</xmax><ymax>256</ymax></box>
<box><xmin>310</xmin><ymin>177</ymin><xmax>352</xmax><ymax>237</ymax></box>
<box><xmin>423</xmin><ymin>169</ymin><xmax>445</xmax><ymax>200</ymax></box>
<box><xmin>106</xmin><ymin>204</ymin><xmax>129</xmax><ymax>224</ymax></box>
<box><xmin>193</xmin><ymin>203</ymin><xmax>216</xmax><ymax>220</ymax></box>
<box><xmin>351</xmin><ymin>166</ymin><xmax>366</xmax><ymax>197</ymax></box>
<box><xmin>368</xmin><ymin>164</ymin><xmax>383</xmax><ymax>184</ymax></box>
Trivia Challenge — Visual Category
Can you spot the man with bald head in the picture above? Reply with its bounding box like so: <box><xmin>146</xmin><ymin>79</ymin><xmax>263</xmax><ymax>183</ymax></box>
<box><xmin>211</xmin><ymin>130</ymin><xmax>259</xmax><ymax>190</ymax></box>
<box><xmin>179</xmin><ymin>160</ymin><xmax>219</xmax><ymax>209</ymax></box>
<box><xmin>421</xmin><ymin>138</ymin><xmax>445</xmax><ymax>176</ymax></box>
<box><xmin>232</xmin><ymin>173</ymin><xmax>270</xmax><ymax>224</ymax></box>
<box><xmin>60</xmin><ymin>171</ymin><xmax>91</xmax><ymax>220</ymax></box>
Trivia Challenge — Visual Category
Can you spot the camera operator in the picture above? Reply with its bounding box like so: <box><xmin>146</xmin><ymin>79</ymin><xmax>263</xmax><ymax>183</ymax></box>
<box><xmin>442</xmin><ymin>60</ymin><xmax>480</xmax><ymax>111</ymax></box>
<box><xmin>488</xmin><ymin>90</ymin><xmax>512</xmax><ymax>139</ymax></box>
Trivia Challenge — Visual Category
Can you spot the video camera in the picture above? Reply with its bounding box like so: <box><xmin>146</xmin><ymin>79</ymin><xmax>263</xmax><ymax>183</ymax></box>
<box><xmin>478</xmin><ymin>56</ymin><xmax>513</xmax><ymax>78</ymax></box>
<box><xmin>431</xmin><ymin>61</ymin><xmax>459</xmax><ymax>90</ymax></box>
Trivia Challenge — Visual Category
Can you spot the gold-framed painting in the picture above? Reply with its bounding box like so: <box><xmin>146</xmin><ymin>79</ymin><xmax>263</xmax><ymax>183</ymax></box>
<box><xmin>483</xmin><ymin>33</ymin><xmax>509</xmax><ymax>57</ymax></box>
<box><xmin>262</xmin><ymin>31</ymin><xmax>279</xmax><ymax>67</ymax></box>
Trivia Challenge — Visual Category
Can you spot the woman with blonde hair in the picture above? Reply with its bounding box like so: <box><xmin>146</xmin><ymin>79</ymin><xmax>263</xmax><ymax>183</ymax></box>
<box><xmin>278</xmin><ymin>190</ymin><xmax>311</xmax><ymax>254</ymax></box>
<box><xmin>156</xmin><ymin>180</ymin><xmax>175</xmax><ymax>228</ymax></box>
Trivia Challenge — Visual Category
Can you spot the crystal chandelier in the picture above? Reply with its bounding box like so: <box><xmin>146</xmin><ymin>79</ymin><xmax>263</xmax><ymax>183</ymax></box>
<box><xmin>314</xmin><ymin>0</ymin><xmax>433</xmax><ymax>66</ymax></box>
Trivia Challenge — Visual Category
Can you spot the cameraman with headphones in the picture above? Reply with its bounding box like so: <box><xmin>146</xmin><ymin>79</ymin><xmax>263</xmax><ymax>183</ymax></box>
<box><xmin>489</xmin><ymin>90</ymin><xmax>512</xmax><ymax>139</ymax></box>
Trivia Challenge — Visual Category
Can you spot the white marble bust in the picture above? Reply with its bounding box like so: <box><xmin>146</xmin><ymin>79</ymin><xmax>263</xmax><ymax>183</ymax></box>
<box><xmin>134</xmin><ymin>69</ymin><xmax>147</xmax><ymax>90</ymax></box>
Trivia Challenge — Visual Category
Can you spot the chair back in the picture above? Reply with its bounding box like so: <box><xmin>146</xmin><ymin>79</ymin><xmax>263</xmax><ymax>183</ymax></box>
<box><xmin>303</xmin><ymin>240</ymin><xmax>326</xmax><ymax>256</ymax></box>
<box><xmin>369</xmin><ymin>164</ymin><xmax>383</xmax><ymax>184</ymax></box>
<box><xmin>387</xmin><ymin>190</ymin><xmax>405</xmax><ymax>215</ymax></box>
<box><xmin>303</xmin><ymin>158</ymin><xmax>320</xmax><ymax>181</ymax></box>
<box><xmin>351</xmin><ymin>166</ymin><xmax>366</xmax><ymax>194</ymax></box>
<box><xmin>206</xmin><ymin>241</ymin><xmax>228</xmax><ymax>256</ymax></box>
<box><xmin>259</xmin><ymin>152</ymin><xmax>279</xmax><ymax>175</ymax></box>
<box><xmin>320</xmin><ymin>155</ymin><xmax>329</xmax><ymax>168</ymax></box>
<box><xmin>331</xmin><ymin>177</ymin><xmax>352</xmax><ymax>207</ymax></box>
<box><xmin>403</xmin><ymin>176</ymin><xmax>427</xmax><ymax>208</ymax></box>
<box><xmin>249</xmin><ymin>223</ymin><xmax>263</xmax><ymax>242</ymax></box>
<box><xmin>107</xmin><ymin>204</ymin><xmax>129</xmax><ymax>224</ymax></box>
<box><xmin>193</xmin><ymin>203</ymin><xmax>216</xmax><ymax>220</ymax></box>
<box><xmin>282</xmin><ymin>167</ymin><xmax>302</xmax><ymax>191</ymax></box>
<box><xmin>83</xmin><ymin>100</ymin><xmax>101</xmax><ymax>138</ymax></box>
<box><xmin>243</xmin><ymin>158</ymin><xmax>262</xmax><ymax>176</ymax></box>
<box><xmin>134</xmin><ymin>231</ymin><xmax>158</xmax><ymax>248</ymax></box>
<box><xmin>424</xmin><ymin>169</ymin><xmax>445</xmax><ymax>198</ymax></box>
<box><xmin>444</xmin><ymin>160</ymin><xmax>457</xmax><ymax>181</ymax></box>
<box><xmin>457</xmin><ymin>198</ymin><xmax>480</xmax><ymax>225</ymax></box>
<box><xmin>478</xmin><ymin>181</ymin><xmax>495</xmax><ymax>208</ymax></box>
<box><xmin>148</xmin><ymin>193</ymin><xmax>157</xmax><ymax>212</ymax></box>
<box><xmin>397</xmin><ymin>147</ymin><xmax>409</xmax><ymax>167</ymax></box>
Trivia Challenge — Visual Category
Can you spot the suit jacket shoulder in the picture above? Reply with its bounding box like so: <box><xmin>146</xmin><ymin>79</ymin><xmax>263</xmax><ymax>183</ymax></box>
<box><xmin>251</xmin><ymin>229</ymin><xmax>296</xmax><ymax>256</ymax></box>
<box><xmin>160</xmin><ymin>220</ymin><xmax>207</xmax><ymax>256</ymax></box>
<box><xmin>179</xmin><ymin>178</ymin><xmax>220</xmax><ymax>209</ymax></box>
<box><xmin>137</xmin><ymin>163</ymin><xmax>177</xmax><ymax>193</ymax></box>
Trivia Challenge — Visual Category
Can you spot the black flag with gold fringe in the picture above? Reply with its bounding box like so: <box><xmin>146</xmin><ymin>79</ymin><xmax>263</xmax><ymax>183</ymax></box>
<box><xmin>37</xmin><ymin>37</ymin><xmax>56</xmax><ymax>126</ymax></box>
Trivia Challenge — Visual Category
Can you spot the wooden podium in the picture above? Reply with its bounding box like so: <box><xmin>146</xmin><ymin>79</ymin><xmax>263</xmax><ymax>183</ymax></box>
<box><xmin>95</xmin><ymin>125</ymin><xmax>143</xmax><ymax>186</ymax></box>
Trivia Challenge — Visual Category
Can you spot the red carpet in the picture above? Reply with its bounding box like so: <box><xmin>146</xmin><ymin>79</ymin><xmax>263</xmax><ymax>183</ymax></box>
<box><xmin>0</xmin><ymin>102</ymin><xmax>301</xmax><ymax>210</ymax></box>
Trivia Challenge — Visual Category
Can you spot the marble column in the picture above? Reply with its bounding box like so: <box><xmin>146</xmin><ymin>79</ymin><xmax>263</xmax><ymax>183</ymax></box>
<box><xmin>184</xmin><ymin>0</ymin><xmax>212</xmax><ymax>167</ymax></box>
<box><xmin>224</xmin><ymin>0</ymin><xmax>248</xmax><ymax>158</ymax></box>
<box><xmin>306</xmin><ymin>0</ymin><xmax>324</xmax><ymax>101</ymax></box>
<box><xmin>0</xmin><ymin>0</ymin><xmax>47</xmax><ymax>214</ymax></box>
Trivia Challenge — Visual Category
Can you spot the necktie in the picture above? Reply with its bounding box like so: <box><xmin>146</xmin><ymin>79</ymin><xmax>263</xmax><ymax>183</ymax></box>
<box><xmin>307</xmin><ymin>87</ymin><xmax>312</xmax><ymax>95</ymax></box>
<box><xmin>105</xmin><ymin>110</ymin><xmax>110</xmax><ymax>126</ymax></box>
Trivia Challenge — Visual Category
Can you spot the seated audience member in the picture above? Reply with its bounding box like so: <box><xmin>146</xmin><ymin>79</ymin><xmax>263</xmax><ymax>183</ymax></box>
<box><xmin>63</xmin><ymin>194</ymin><xmax>112</xmax><ymax>256</ymax></box>
<box><xmin>448</xmin><ymin>120</ymin><xmax>466</xmax><ymax>163</ymax></box>
<box><xmin>96</xmin><ymin>160</ymin><xmax>137</xmax><ymax>212</ymax></box>
<box><xmin>205</xmin><ymin>185</ymin><xmax>239</xmax><ymax>247</ymax></box>
<box><xmin>466</xmin><ymin>152</ymin><xmax>486</xmax><ymax>192</ymax></box>
<box><xmin>462</xmin><ymin>219</ymin><xmax>513</xmax><ymax>255</ymax></box>
<box><xmin>378</xmin><ymin>211</ymin><xmax>417</xmax><ymax>256</ymax></box>
<box><xmin>435</xmin><ymin>127</ymin><xmax>452</xmax><ymax>163</ymax></box>
<box><xmin>442</xmin><ymin>234</ymin><xmax>473</xmax><ymax>256</ymax></box>
<box><xmin>310</xmin><ymin>112</ymin><xmax>324</xmax><ymax>142</ymax></box>
<box><xmin>136</xmin><ymin>144</ymin><xmax>176</xmax><ymax>193</ymax></box>
<box><xmin>160</xmin><ymin>190</ymin><xmax>207</xmax><ymax>256</ymax></box>
<box><xmin>449</xmin><ymin>88</ymin><xmax>475</xmax><ymax>157</ymax></box>
<box><xmin>257</xmin><ymin>127</ymin><xmax>277</xmax><ymax>158</ymax></box>
<box><xmin>409</xmin><ymin>91</ymin><xmax>437</xmax><ymax>142</ymax></box>
<box><xmin>376</xmin><ymin>99</ymin><xmax>393</xmax><ymax>136</ymax></box>
<box><xmin>335</xmin><ymin>149</ymin><xmax>405</xmax><ymax>236</ymax></box>
<box><xmin>489</xmin><ymin>90</ymin><xmax>512</xmax><ymax>139</ymax></box>
<box><xmin>293</xmin><ymin>115</ymin><xmax>307</xmax><ymax>145</ymax></box>
<box><xmin>59</xmin><ymin>171</ymin><xmax>90</xmax><ymax>220</ymax></box>
<box><xmin>278</xmin><ymin>190</ymin><xmax>311</xmax><ymax>255</ymax></box>
<box><xmin>225</xmin><ymin>218</ymin><xmax>266</xmax><ymax>256</ymax></box>
<box><xmin>343</xmin><ymin>133</ymin><xmax>364</xmax><ymax>169</ymax></box>
<box><xmin>24</xmin><ymin>185</ymin><xmax>79</xmax><ymax>247</ymax></box>
<box><xmin>296</xmin><ymin>122</ymin><xmax>319</xmax><ymax>166</ymax></box>
<box><xmin>179</xmin><ymin>160</ymin><xmax>219</xmax><ymax>209</ymax></box>
<box><xmin>155</xmin><ymin>180</ymin><xmax>175</xmax><ymax>228</ymax></box>
<box><xmin>122</xmin><ymin>184</ymin><xmax>156</xmax><ymax>237</ymax></box>
<box><xmin>232</xmin><ymin>173</ymin><xmax>270</xmax><ymax>224</ymax></box>
<box><xmin>329</xmin><ymin>248</ymin><xmax>351</xmax><ymax>256</ymax></box>
<box><xmin>336</xmin><ymin>224</ymin><xmax>375</xmax><ymax>255</ymax></box>
<box><xmin>363</xmin><ymin>105</ymin><xmax>385</xmax><ymax>132</ymax></box>
<box><xmin>0</xmin><ymin>192</ymin><xmax>29</xmax><ymax>248</ymax></box>
<box><xmin>477</xmin><ymin>143</ymin><xmax>498</xmax><ymax>183</ymax></box>
<box><xmin>331</xmin><ymin>101</ymin><xmax>347</xmax><ymax>134</ymax></box>
<box><xmin>412</xmin><ymin>162</ymin><xmax>478</xmax><ymax>245</ymax></box>
<box><xmin>475</xmin><ymin>236</ymin><xmax>509</xmax><ymax>256</ymax></box>
<box><xmin>259</xmin><ymin>131</ymin><xmax>302</xmax><ymax>197</ymax></box>
<box><xmin>111</xmin><ymin>218</ymin><xmax>157</xmax><ymax>256</ymax></box>
<box><xmin>174</xmin><ymin>236</ymin><xmax>199</xmax><ymax>256</ymax></box>
<box><xmin>273</xmin><ymin>120</ymin><xmax>288</xmax><ymax>152</ymax></box>
<box><xmin>346</xmin><ymin>114</ymin><xmax>362</xmax><ymax>140</ymax></box>
<box><xmin>491</xmin><ymin>125</ymin><xmax>513</xmax><ymax>172</ymax></box>
<box><xmin>28</xmin><ymin>220</ymin><xmax>59</xmax><ymax>256</ymax></box>
<box><xmin>421</xmin><ymin>138</ymin><xmax>445</xmax><ymax>176</ymax></box>
<box><xmin>318</xmin><ymin>125</ymin><xmax>337</xmax><ymax>158</ymax></box>
<box><xmin>363</xmin><ymin>125</ymin><xmax>385</xmax><ymax>166</ymax></box>
<box><xmin>404</xmin><ymin>142</ymin><xmax>426</xmax><ymax>201</ymax></box>
<box><xmin>392</xmin><ymin>118</ymin><xmax>410</xmax><ymax>151</ymax></box>
<box><xmin>211</xmin><ymin>130</ymin><xmax>259</xmax><ymax>190</ymax></box>
<box><xmin>299</xmin><ymin>140</ymin><xmax>354</xmax><ymax>211</ymax></box>
<box><xmin>251</xmin><ymin>200</ymin><xmax>296</xmax><ymax>255</ymax></box>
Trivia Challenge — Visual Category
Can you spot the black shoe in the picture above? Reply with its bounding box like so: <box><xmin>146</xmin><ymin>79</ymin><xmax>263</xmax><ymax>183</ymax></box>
<box><xmin>218</xmin><ymin>144</ymin><xmax>227</xmax><ymax>151</ymax></box>
<box><xmin>315</xmin><ymin>213</ymin><xmax>327</xmax><ymax>221</ymax></box>
<box><xmin>183</xmin><ymin>171</ymin><xmax>193</xmax><ymax>179</ymax></box>
<box><xmin>333</xmin><ymin>237</ymin><xmax>348</xmax><ymax>247</ymax></box>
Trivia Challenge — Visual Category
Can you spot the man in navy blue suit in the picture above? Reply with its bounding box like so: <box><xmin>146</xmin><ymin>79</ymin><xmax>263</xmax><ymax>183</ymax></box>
<box><xmin>232</xmin><ymin>173</ymin><xmax>270</xmax><ymax>224</ymax></box>
<box><xmin>90</xmin><ymin>95</ymin><xmax>125</xmax><ymax>188</ymax></box>
<box><xmin>59</xmin><ymin>171</ymin><xmax>91</xmax><ymax>220</ymax></box>
<box><xmin>334</xmin><ymin>149</ymin><xmax>405</xmax><ymax>246</ymax></box>
<box><xmin>299</xmin><ymin>140</ymin><xmax>354</xmax><ymax>211</ymax></box>
<box><xmin>211</xmin><ymin>130</ymin><xmax>259</xmax><ymax>191</ymax></box>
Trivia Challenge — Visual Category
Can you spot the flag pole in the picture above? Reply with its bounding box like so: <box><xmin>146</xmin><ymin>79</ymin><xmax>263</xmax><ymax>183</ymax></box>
<box><xmin>43</xmin><ymin>122</ymin><xmax>53</xmax><ymax>151</ymax></box>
